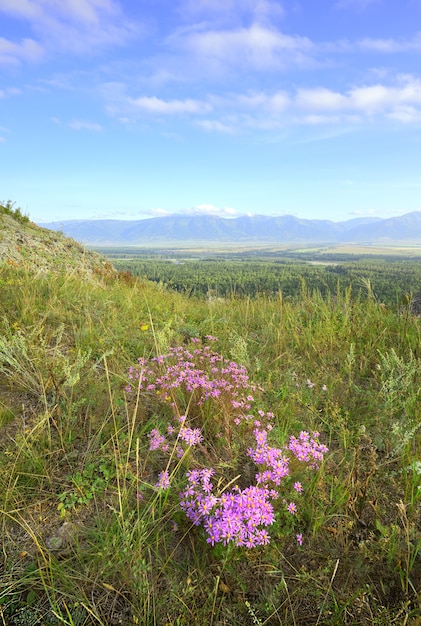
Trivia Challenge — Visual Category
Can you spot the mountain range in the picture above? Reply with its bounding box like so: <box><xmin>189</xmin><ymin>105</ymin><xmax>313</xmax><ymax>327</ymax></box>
<box><xmin>38</xmin><ymin>212</ymin><xmax>421</xmax><ymax>245</ymax></box>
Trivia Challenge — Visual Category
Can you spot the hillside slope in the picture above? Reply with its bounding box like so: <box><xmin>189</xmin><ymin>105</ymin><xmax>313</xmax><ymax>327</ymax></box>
<box><xmin>0</xmin><ymin>210</ymin><xmax>116</xmax><ymax>279</ymax></box>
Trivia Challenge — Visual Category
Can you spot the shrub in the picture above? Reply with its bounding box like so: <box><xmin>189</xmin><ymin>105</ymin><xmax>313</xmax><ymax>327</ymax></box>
<box><xmin>0</xmin><ymin>200</ymin><xmax>30</xmax><ymax>225</ymax></box>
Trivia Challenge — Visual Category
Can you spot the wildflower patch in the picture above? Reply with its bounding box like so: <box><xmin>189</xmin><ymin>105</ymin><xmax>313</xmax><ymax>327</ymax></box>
<box><xmin>127</xmin><ymin>339</ymin><xmax>328</xmax><ymax>548</ymax></box>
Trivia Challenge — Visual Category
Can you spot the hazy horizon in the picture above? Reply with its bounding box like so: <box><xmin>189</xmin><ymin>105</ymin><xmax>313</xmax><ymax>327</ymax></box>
<box><xmin>38</xmin><ymin>211</ymin><xmax>395</xmax><ymax>225</ymax></box>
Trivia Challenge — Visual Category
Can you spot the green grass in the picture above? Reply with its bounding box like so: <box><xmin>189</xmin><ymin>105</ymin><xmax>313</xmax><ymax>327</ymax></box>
<box><xmin>1</xmin><ymin>261</ymin><xmax>421</xmax><ymax>625</ymax></box>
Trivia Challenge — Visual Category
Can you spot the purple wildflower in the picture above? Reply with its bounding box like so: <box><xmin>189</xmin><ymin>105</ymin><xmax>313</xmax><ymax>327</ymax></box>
<box><xmin>156</xmin><ymin>470</ymin><xmax>170</xmax><ymax>490</ymax></box>
<box><xmin>180</xmin><ymin>427</ymin><xmax>204</xmax><ymax>446</ymax></box>
<box><xmin>148</xmin><ymin>428</ymin><xmax>167</xmax><ymax>451</ymax></box>
<box><xmin>287</xmin><ymin>502</ymin><xmax>297</xmax><ymax>515</ymax></box>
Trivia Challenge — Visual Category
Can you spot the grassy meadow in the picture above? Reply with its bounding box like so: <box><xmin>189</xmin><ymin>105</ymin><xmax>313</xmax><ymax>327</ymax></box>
<box><xmin>1</xmin><ymin>248</ymin><xmax>421</xmax><ymax>624</ymax></box>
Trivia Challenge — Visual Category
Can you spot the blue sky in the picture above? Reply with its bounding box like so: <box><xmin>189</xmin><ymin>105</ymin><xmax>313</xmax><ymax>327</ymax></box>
<box><xmin>2</xmin><ymin>0</ymin><xmax>421</xmax><ymax>223</ymax></box>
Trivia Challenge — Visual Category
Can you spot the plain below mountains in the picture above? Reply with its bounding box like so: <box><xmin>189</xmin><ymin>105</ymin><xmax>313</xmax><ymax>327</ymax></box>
<box><xmin>38</xmin><ymin>212</ymin><xmax>421</xmax><ymax>245</ymax></box>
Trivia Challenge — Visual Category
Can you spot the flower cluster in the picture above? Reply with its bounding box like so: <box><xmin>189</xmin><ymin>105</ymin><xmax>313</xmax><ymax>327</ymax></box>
<box><xmin>175</xmin><ymin>427</ymin><xmax>327</xmax><ymax>547</ymax></box>
<box><xmin>180</xmin><ymin>470</ymin><xmax>275</xmax><ymax>547</ymax></box>
<box><xmin>287</xmin><ymin>430</ymin><xmax>328</xmax><ymax>468</ymax></box>
<box><xmin>129</xmin><ymin>338</ymin><xmax>328</xmax><ymax>548</ymax></box>
<box><xmin>126</xmin><ymin>344</ymin><xmax>263</xmax><ymax>436</ymax></box>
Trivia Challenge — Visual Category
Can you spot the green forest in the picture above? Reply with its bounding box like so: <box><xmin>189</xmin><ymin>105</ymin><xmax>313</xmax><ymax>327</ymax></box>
<box><xmin>111</xmin><ymin>254</ymin><xmax>421</xmax><ymax>305</ymax></box>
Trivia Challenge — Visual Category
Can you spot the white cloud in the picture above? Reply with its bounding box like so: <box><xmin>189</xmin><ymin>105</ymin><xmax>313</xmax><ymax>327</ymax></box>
<box><xmin>268</xmin><ymin>91</ymin><xmax>291</xmax><ymax>111</ymax></box>
<box><xmin>40</xmin><ymin>1</ymin><xmax>137</xmax><ymax>54</ymax></box>
<box><xmin>148</xmin><ymin>208</ymin><xmax>173</xmax><ymax>217</ymax></box>
<box><xmin>349</xmin><ymin>78</ymin><xmax>421</xmax><ymax>112</ymax></box>
<box><xmin>0</xmin><ymin>126</ymin><xmax>11</xmax><ymax>144</ymax></box>
<box><xmin>348</xmin><ymin>208</ymin><xmax>379</xmax><ymax>217</ymax></box>
<box><xmin>171</xmin><ymin>23</ymin><xmax>315</xmax><ymax>72</ymax></box>
<box><xmin>348</xmin><ymin>207</ymin><xmax>409</xmax><ymax>218</ymax></box>
<box><xmin>296</xmin><ymin>87</ymin><xmax>348</xmax><ymax>111</ymax></box>
<box><xmin>196</xmin><ymin>119</ymin><xmax>236</xmax><ymax>133</ymax></box>
<box><xmin>293</xmin><ymin>76</ymin><xmax>421</xmax><ymax>116</ymax></box>
<box><xmin>299</xmin><ymin>114</ymin><xmax>343</xmax><ymax>125</ymax></box>
<box><xmin>104</xmin><ymin>74</ymin><xmax>421</xmax><ymax>132</ymax></box>
<box><xmin>233</xmin><ymin>92</ymin><xmax>268</xmax><ymax>108</ymax></box>
<box><xmin>0</xmin><ymin>0</ymin><xmax>119</xmax><ymax>24</ymax></box>
<box><xmin>0</xmin><ymin>86</ymin><xmax>21</xmax><ymax>97</ymax></box>
<box><xmin>0</xmin><ymin>36</ymin><xmax>44</xmax><ymax>66</ymax></box>
<box><xmin>358</xmin><ymin>37</ymin><xmax>405</xmax><ymax>53</ymax></box>
<box><xmin>232</xmin><ymin>77</ymin><xmax>421</xmax><ymax>129</ymax></box>
<box><xmin>233</xmin><ymin>90</ymin><xmax>290</xmax><ymax>112</ymax></box>
<box><xmin>147</xmin><ymin>205</ymin><xmax>240</xmax><ymax>218</ymax></box>
<box><xmin>68</xmin><ymin>119</ymin><xmax>103</xmax><ymax>131</ymax></box>
<box><xmin>179</xmin><ymin>0</ymin><xmax>285</xmax><ymax>24</ymax></box>
<box><xmin>349</xmin><ymin>84</ymin><xmax>393</xmax><ymax>111</ymax></box>
<box><xmin>0</xmin><ymin>0</ymin><xmax>139</xmax><ymax>59</ymax></box>
<box><xmin>358</xmin><ymin>33</ymin><xmax>421</xmax><ymax>53</ymax></box>
<box><xmin>185</xmin><ymin>204</ymin><xmax>240</xmax><ymax>217</ymax></box>
<box><xmin>253</xmin><ymin>0</ymin><xmax>285</xmax><ymax>24</ymax></box>
<box><xmin>128</xmin><ymin>96</ymin><xmax>212</xmax><ymax>115</ymax></box>
<box><xmin>5</xmin><ymin>86</ymin><xmax>21</xmax><ymax>96</ymax></box>
<box><xmin>51</xmin><ymin>116</ymin><xmax>103</xmax><ymax>130</ymax></box>
<box><xmin>0</xmin><ymin>0</ymin><xmax>40</xmax><ymax>20</ymax></box>
<box><xmin>320</xmin><ymin>32</ymin><xmax>421</xmax><ymax>57</ymax></box>
<box><xmin>388</xmin><ymin>105</ymin><xmax>421</xmax><ymax>123</ymax></box>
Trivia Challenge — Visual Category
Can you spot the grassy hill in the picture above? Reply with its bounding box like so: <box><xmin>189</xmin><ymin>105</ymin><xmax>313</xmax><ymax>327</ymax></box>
<box><xmin>1</xmin><ymin>205</ymin><xmax>421</xmax><ymax>625</ymax></box>
<box><xmin>0</xmin><ymin>202</ymin><xmax>116</xmax><ymax>279</ymax></box>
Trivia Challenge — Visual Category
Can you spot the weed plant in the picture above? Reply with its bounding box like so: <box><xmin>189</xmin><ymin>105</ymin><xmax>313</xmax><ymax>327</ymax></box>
<box><xmin>0</xmin><ymin>261</ymin><xmax>421</xmax><ymax>624</ymax></box>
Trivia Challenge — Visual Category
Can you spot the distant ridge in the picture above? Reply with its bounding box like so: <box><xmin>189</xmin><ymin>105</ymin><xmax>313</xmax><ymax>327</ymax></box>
<box><xmin>38</xmin><ymin>212</ymin><xmax>421</xmax><ymax>245</ymax></box>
